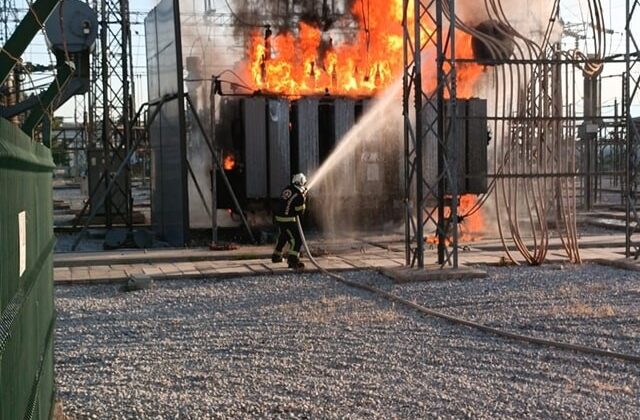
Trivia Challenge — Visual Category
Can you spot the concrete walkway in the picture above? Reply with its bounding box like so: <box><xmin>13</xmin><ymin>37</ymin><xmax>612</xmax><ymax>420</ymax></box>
<box><xmin>53</xmin><ymin>234</ymin><xmax>629</xmax><ymax>285</ymax></box>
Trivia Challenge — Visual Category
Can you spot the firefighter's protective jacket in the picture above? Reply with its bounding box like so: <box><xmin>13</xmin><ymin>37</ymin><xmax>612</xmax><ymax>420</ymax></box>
<box><xmin>275</xmin><ymin>184</ymin><xmax>307</xmax><ymax>223</ymax></box>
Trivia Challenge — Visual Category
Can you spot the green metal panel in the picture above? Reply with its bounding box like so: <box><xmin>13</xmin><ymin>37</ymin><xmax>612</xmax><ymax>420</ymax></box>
<box><xmin>0</xmin><ymin>117</ymin><xmax>56</xmax><ymax>420</ymax></box>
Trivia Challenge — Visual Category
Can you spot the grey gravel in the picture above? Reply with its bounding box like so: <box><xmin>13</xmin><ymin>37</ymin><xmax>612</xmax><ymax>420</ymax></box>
<box><xmin>364</xmin><ymin>264</ymin><xmax>640</xmax><ymax>356</ymax></box>
<box><xmin>55</xmin><ymin>270</ymin><xmax>640</xmax><ymax>419</ymax></box>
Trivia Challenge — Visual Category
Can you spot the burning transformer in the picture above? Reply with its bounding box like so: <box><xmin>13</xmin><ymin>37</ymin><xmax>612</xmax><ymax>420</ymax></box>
<box><xmin>214</xmin><ymin>92</ymin><xmax>489</xmax><ymax>232</ymax></box>
<box><xmin>211</xmin><ymin>8</ymin><xmax>493</xmax><ymax>233</ymax></box>
<box><xmin>146</xmin><ymin>0</ymin><xmax>496</xmax><ymax>244</ymax></box>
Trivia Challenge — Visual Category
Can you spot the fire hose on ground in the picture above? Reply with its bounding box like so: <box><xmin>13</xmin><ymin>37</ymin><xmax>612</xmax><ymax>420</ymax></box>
<box><xmin>295</xmin><ymin>217</ymin><xmax>640</xmax><ymax>364</ymax></box>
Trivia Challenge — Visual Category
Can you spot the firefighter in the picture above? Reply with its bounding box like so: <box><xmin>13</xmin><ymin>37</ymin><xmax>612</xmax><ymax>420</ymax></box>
<box><xmin>272</xmin><ymin>173</ymin><xmax>308</xmax><ymax>269</ymax></box>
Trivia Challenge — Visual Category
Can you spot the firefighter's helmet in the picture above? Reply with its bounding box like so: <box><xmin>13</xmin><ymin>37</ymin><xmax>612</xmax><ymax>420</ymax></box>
<box><xmin>292</xmin><ymin>173</ymin><xmax>307</xmax><ymax>187</ymax></box>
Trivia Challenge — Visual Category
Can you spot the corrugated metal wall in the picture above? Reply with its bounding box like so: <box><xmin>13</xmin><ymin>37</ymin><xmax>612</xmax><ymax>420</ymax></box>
<box><xmin>145</xmin><ymin>0</ymin><xmax>190</xmax><ymax>245</ymax></box>
<box><xmin>0</xmin><ymin>118</ymin><xmax>56</xmax><ymax>419</ymax></box>
<box><xmin>292</xmin><ymin>98</ymin><xmax>320</xmax><ymax>177</ymax></box>
<box><xmin>333</xmin><ymin>99</ymin><xmax>357</xmax><ymax>197</ymax></box>
<box><xmin>243</xmin><ymin>98</ymin><xmax>268</xmax><ymax>199</ymax></box>
<box><xmin>267</xmin><ymin>99</ymin><xmax>291</xmax><ymax>198</ymax></box>
<box><xmin>422</xmin><ymin>98</ymin><xmax>489</xmax><ymax>196</ymax></box>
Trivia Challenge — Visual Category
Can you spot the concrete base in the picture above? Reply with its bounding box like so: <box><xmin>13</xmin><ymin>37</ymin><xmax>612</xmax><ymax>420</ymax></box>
<box><xmin>380</xmin><ymin>266</ymin><xmax>488</xmax><ymax>284</ymax></box>
<box><xmin>593</xmin><ymin>258</ymin><xmax>640</xmax><ymax>272</ymax></box>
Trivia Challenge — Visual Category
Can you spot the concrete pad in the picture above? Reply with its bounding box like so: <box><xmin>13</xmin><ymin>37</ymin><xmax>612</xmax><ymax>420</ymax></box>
<box><xmin>173</xmin><ymin>262</ymin><xmax>200</xmax><ymax>276</ymax></box>
<box><xmin>380</xmin><ymin>266</ymin><xmax>488</xmax><ymax>284</ymax></box>
<box><xmin>366</xmin><ymin>259</ymin><xmax>404</xmax><ymax>268</ymax></box>
<box><xmin>123</xmin><ymin>265</ymin><xmax>144</xmax><ymax>275</ymax></box>
<box><xmin>216</xmin><ymin>266</ymin><xmax>253</xmax><ymax>275</ymax></box>
<box><xmin>333</xmin><ymin>259</ymin><xmax>359</xmax><ymax>268</ymax></box>
<box><xmin>578</xmin><ymin>249</ymin><xmax>621</xmax><ymax>260</ymax></box>
<box><xmin>54</xmin><ymin>268</ymin><xmax>71</xmax><ymax>282</ymax></box>
<box><xmin>193</xmin><ymin>261</ymin><xmax>215</xmax><ymax>270</ymax></box>
<box><xmin>460</xmin><ymin>254</ymin><xmax>507</xmax><ymax>265</ymax></box>
<box><xmin>70</xmin><ymin>270</ymin><xmax>89</xmax><ymax>281</ymax></box>
<box><xmin>338</xmin><ymin>258</ymin><xmax>370</xmax><ymax>268</ymax></box>
<box><xmin>248</xmin><ymin>264</ymin><xmax>272</xmax><ymax>273</ymax></box>
<box><xmin>197</xmin><ymin>266</ymin><xmax>218</xmax><ymax>276</ymax></box>
<box><xmin>316</xmin><ymin>260</ymin><xmax>355</xmax><ymax>270</ymax></box>
<box><xmin>156</xmin><ymin>263</ymin><xmax>182</xmax><ymax>277</ymax></box>
<box><xmin>107</xmin><ymin>270</ymin><xmax>127</xmax><ymax>280</ymax></box>
<box><xmin>142</xmin><ymin>266</ymin><xmax>163</xmax><ymax>276</ymax></box>
<box><xmin>593</xmin><ymin>258</ymin><xmax>640</xmax><ymax>271</ymax></box>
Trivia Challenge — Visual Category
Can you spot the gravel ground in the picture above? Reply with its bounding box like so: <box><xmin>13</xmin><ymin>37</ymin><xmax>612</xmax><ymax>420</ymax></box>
<box><xmin>55</xmin><ymin>271</ymin><xmax>640</xmax><ymax>419</ymax></box>
<box><xmin>365</xmin><ymin>264</ymin><xmax>640</xmax><ymax>356</ymax></box>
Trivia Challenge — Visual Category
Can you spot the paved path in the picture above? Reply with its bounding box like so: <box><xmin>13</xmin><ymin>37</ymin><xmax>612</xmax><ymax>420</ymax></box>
<box><xmin>53</xmin><ymin>234</ymin><xmax>629</xmax><ymax>284</ymax></box>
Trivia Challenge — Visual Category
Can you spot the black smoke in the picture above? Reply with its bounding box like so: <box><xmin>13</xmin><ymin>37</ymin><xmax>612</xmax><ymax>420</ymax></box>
<box><xmin>229</xmin><ymin>0</ymin><xmax>359</xmax><ymax>34</ymax></box>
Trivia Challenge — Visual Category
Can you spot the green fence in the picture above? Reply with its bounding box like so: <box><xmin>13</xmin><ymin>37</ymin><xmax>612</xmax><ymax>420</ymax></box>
<box><xmin>0</xmin><ymin>117</ymin><xmax>55</xmax><ymax>419</ymax></box>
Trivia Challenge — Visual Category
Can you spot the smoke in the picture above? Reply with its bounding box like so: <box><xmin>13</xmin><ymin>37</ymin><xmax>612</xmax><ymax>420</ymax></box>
<box><xmin>456</xmin><ymin>0</ymin><xmax>563</xmax><ymax>45</ymax></box>
<box><xmin>230</xmin><ymin>0</ymin><xmax>358</xmax><ymax>34</ymax></box>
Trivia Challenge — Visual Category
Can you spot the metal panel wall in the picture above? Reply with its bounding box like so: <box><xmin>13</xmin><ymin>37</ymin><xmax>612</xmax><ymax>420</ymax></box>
<box><xmin>423</xmin><ymin>99</ymin><xmax>489</xmax><ymax>196</ymax></box>
<box><xmin>334</xmin><ymin>99</ymin><xmax>357</xmax><ymax>196</ymax></box>
<box><xmin>292</xmin><ymin>98</ymin><xmax>320</xmax><ymax>177</ymax></box>
<box><xmin>359</xmin><ymin>99</ymin><xmax>385</xmax><ymax>196</ymax></box>
<box><xmin>0</xmin><ymin>118</ymin><xmax>55</xmax><ymax>420</ymax></box>
<box><xmin>448</xmin><ymin>100</ymin><xmax>467</xmax><ymax>194</ymax></box>
<box><xmin>243</xmin><ymin>98</ymin><xmax>268</xmax><ymax>199</ymax></box>
<box><xmin>465</xmin><ymin>99</ymin><xmax>489</xmax><ymax>194</ymax></box>
<box><xmin>268</xmin><ymin>99</ymin><xmax>291</xmax><ymax>198</ymax></box>
<box><xmin>145</xmin><ymin>0</ymin><xmax>189</xmax><ymax>245</ymax></box>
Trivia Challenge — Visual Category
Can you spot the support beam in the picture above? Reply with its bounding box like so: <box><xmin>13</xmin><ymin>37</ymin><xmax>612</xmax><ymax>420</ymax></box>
<box><xmin>21</xmin><ymin>62</ymin><xmax>74</xmax><ymax>135</ymax></box>
<box><xmin>0</xmin><ymin>0</ymin><xmax>59</xmax><ymax>86</ymax></box>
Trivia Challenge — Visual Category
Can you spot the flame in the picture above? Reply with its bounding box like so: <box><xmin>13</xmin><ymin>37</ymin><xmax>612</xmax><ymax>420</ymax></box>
<box><xmin>243</xmin><ymin>0</ymin><xmax>484</xmax><ymax>98</ymax></box>
<box><xmin>458</xmin><ymin>195</ymin><xmax>484</xmax><ymax>242</ymax></box>
<box><xmin>425</xmin><ymin>194</ymin><xmax>485</xmax><ymax>246</ymax></box>
<box><xmin>223</xmin><ymin>155</ymin><xmax>236</xmax><ymax>171</ymax></box>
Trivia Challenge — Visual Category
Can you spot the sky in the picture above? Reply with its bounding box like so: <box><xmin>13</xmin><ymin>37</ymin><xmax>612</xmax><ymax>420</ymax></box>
<box><xmin>4</xmin><ymin>0</ymin><xmax>638</xmax><ymax>120</ymax></box>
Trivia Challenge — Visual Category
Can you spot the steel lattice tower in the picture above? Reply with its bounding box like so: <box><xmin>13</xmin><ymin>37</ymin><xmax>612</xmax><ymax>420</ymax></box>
<box><xmin>87</xmin><ymin>0</ymin><xmax>134</xmax><ymax>229</ymax></box>
<box><xmin>402</xmin><ymin>0</ymin><xmax>459</xmax><ymax>268</ymax></box>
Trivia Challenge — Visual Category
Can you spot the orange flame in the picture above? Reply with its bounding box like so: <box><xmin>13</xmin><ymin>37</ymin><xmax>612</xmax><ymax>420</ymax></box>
<box><xmin>425</xmin><ymin>194</ymin><xmax>485</xmax><ymax>246</ymax></box>
<box><xmin>458</xmin><ymin>195</ymin><xmax>484</xmax><ymax>242</ymax></box>
<box><xmin>223</xmin><ymin>155</ymin><xmax>236</xmax><ymax>171</ymax></box>
<box><xmin>243</xmin><ymin>0</ymin><xmax>484</xmax><ymax>98</ymax></box>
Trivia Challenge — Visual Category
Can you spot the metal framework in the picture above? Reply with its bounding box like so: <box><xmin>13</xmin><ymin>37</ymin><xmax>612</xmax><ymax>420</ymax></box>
<box><xmin>403</xmin><ymin>0</ymin><xmax>459</xmax><ymax>268</ymax></box>
<box><xmin>625</xmin><ymin>0</ymin><xmax>640</xmax><ymax>257</ymax></box>
<box><xmin>1</xmin><ymin>0</ymin><xmax>21</xmax><ymax>110</ymax></box>
<box><xmin>401</xmin><ymin>0</ymin><xmax>640</xmax><ymax>267</ymax></box>
<box><xmin>86</xmin><ymin>0</ymin><xmax>134</xmax><ymax>229</ymax></box>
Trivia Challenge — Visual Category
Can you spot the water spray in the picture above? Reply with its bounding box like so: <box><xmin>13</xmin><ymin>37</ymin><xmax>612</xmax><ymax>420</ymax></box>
<box><xmin>306</xmin><ymin>77</ymin><xmax>404</xmax><ymax>190</ymax></box>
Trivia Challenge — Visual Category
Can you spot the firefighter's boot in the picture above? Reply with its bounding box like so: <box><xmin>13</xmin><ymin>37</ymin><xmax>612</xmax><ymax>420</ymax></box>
<box><xmin>271</xmin><ymin>253</ymin><xmax>283</xmax><ymax>263</ymax></box>
<box><xmin>287</xmin><ymin>255</ymin><xmax>305</xmax><ymax>270</ymax></box>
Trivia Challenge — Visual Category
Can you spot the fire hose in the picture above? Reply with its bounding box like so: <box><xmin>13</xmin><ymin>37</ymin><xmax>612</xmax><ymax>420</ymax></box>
<box><xmin>295</xmin><ymin>217</ymin><xmax>640</xmax><ymax>364</ymax></box>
